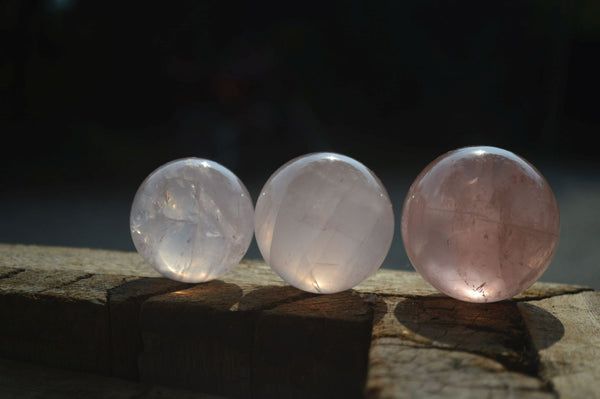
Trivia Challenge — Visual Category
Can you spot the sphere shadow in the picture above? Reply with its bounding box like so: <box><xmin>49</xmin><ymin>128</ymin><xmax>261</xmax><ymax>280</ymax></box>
<box><xmin>517</xmin><ymin>302</ymin><xmax>566</xmax><ymax>350</ymax></box>
<box><xmin>235</xmin><ymin>285</ymin><xmax>377</xmax><ymax>324</ymax></box>
<box><xmin>177</xmin><ymin>281</ymin><xmax>378</xmax><ymax>320</ymax></box>
<box><xmin>394</xmin><ymin>296</ymin><xmax>564</xmax><ymax>350</ymax></box>
<box><xmin>392</xmin><ymin>295</ymin><xmax>564</xmax><ymax>372</ymax></box>
<box><xmin>236</xmin><ymin>284</ymin><xmax>314</xmax><ymax>311</ymax></box>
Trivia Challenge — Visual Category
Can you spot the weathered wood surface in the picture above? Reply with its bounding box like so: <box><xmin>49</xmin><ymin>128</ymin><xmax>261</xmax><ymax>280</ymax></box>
<box><xmin>518</xmin><ymin>292</ymin><xmax>600</xmax><ymax>398</ymax></box>
<box><xmin>0</xmin><ymin>243</ymin><xmax>597</xmax><ymax>398</ymax></box>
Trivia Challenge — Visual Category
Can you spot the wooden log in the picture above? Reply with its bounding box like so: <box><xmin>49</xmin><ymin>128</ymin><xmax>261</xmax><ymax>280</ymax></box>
<box><xmin>0</xmin><ymin>357</ymin><xmax>225</xmax><ymax>399</ymax></box>
<box><xmin>252</xmin><ymin>291</ymin><xmax>373</xmax><ymax>399</ymax></box>
<box><xmin>518</xmin><ymin>291</ymin><xmax>600</xmax><ymax>398</ymax></box>
<box><xmin>108</xmin><ymin>277</ymin><xmax>190</xmax><ymax>379</ymax></box>
<box><xmin>139</xmin><ymin>281</ymin><xmax>256</xmax><ymax>397</ymax></box>
<box><xmin>0</xmin><ymin>243</ymin><xmax>598</xmax><ymax>398</ymax></box>
<box><xmin>0</xmin><ymin>267</ymin><xmax>115</xmax><ymax>372</ymax></box>
<box><xmin>0</xmin><ymin>245</ymin><xmax>189</xmax><ymax>376</ymax></box>
<box><xmin>366</xmin><ymin>296</ymin><xmax>552</xmax><ymax>398</ymax></box>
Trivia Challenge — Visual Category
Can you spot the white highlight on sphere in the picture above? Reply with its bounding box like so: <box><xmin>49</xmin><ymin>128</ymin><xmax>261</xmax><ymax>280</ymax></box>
<box><xmin>130</xmin><ymin>158</ymin><xmax>254</xmax><ymax>283</ymax></box>
<box><xmin>254</xmin><ymin>153</ymin><xmax>395</xmax><ymax>293</ymax></box>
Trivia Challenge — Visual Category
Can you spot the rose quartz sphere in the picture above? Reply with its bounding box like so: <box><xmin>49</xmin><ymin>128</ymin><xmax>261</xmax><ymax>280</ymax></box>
<box><xmin>254</xmin><ymin>153</ymin><xmax>394</xmax><ymax>294</ymax></box>
<box><xmin>401</xmin><ymin>146</ymin><xmax>560</xmax><ymax>303</ymax></box>
<box><xmin>130</xmin><ymin>158</ymin><xmax>254</xmax><ymax>283</ymax></box>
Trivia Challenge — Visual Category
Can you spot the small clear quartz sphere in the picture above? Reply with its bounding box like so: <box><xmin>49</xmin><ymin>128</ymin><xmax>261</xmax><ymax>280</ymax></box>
<box><xmin>130</xmin><ymin>158</ymin><xmax>254</xmax><ymax>283</ymax></box>
<box><xmin>401</xmin><ymin>146</ymin><xmax>560</xmax><ymax>303</ymax></box>
<box><xmin>254</xmin><ymin>153</ymin><xmax>395</xmax><ymax>294</ymax></box>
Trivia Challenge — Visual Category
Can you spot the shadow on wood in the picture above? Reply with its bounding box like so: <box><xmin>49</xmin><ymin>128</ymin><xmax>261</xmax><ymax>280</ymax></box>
<box><xmin>139</xmin><ymin>281</ymin><xmax>373</xmax><ymax>398</ymax></box>
<box><xmin>517</xmin><ymin>302</ymin><xmax>566</xmax><ymax>350</ymax></box>
<box><xmin>394</xmin><ymin>296</ymin><xmax>564</xmax><ymax>374</ymax></box>
<box><xmin>1</xmin><ymin>244</ymin><xmax>596</xmax><ymax>399</ymax></box>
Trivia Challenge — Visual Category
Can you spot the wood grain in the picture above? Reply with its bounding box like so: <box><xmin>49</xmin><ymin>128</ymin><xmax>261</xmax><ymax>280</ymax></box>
<box><xmin>519</xmin><ymin>291</ymin><xmax>600</xmax><ymax>398</ymax></box>
<box><xmin>0</xmin><ymin>243</ymin><xmax>597</xmax><ymax>398</ymax></box>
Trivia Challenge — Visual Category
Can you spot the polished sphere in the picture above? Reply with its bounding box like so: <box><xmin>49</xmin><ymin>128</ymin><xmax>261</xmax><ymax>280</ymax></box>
<box><xmin>130</xmin><ymin>158</ymin><xmax>254</xmax><ymax>283</ymax></box>
<box><xmin>401</xmin><ymin>146</ymin><xmax>560</xmax><ymax>302</ymax></box>
<box><xmin>255</xmin><ymin>153</ymin><xmax>394</xmax><ymax>294</ymax></box>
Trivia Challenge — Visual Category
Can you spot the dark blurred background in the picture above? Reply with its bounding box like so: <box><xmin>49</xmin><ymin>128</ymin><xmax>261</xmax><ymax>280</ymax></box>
<box><xmin>2</xmin><ymin>0</ymin><xmax>599</xmax><ymax>287</ymax></box>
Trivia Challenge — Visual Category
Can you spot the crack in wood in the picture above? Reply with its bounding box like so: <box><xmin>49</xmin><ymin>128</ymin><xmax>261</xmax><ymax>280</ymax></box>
<box><xmin>360</xmin><ymin>286</ymin><xmax>594</xmax><ymax>302</ymax></box>
<box><xmin>230</xmin><ymin>288</ymin><xmax>315</xmax><ymax>312</ymax></box>
<box><xmin>0</xmin><ymin>268</ymin><xmax>25</xmax><ymax>280</ymax></box>
<box><xmin>511</xmin><ymin>287</ymin><xmax>594</xmax><ymax>302</ymax></box>
<box><xmin>39</xmin><ymin>273</ymin><xmax>95</xmax><ymax>293</ymax></box>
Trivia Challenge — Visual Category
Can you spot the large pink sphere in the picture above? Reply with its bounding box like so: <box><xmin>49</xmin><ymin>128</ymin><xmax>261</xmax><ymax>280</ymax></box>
<box><xmin>401</xmin><ymin>146</ymin><xmax>560</xmax><ymax>302</ymax></box>
<box><xmin>254</xmin><ymin>153</ymin><xmax>394</xmax><ymax>294</ymax></box>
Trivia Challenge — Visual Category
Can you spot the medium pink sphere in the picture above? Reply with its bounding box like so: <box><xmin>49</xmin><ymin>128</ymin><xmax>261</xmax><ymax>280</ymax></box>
<box><xmin>401</xmin><ymin>146</ymin><xmax>560</xmax><ymax>302</ymax></box>
<box><xmin>254</xmin><ymin>153</ymin><xmax>394</xmax><ymax>294</ymax></box>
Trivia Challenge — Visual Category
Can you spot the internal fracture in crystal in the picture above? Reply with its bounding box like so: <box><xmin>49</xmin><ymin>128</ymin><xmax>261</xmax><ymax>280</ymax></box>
<box><xmin>130</xmin><ymin>158</ymin><xmax>254</xmax><ymax>282</ymax></box>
